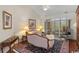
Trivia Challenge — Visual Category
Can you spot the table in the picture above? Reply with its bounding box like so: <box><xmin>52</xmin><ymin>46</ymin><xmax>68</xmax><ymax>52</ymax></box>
<box><xmin>22</xmin><ymin>35</ymin><xmax>27</xmax><ymax>42</ymax></box>
<box><xmin>0</xmin><ymin>36</ymin><xmax>19</xmax><ymax>53</ymax></box>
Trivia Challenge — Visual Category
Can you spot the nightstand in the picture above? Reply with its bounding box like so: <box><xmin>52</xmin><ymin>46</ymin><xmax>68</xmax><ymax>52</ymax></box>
<box><xmin>22</xmin><ymin>35</ymin><xmax>27</xmax><ymax>42</ymax></box>
<box><xmin>22</xmin><ymin>32</ymin><xmax>28</xmax><ymax>42</ymax></box>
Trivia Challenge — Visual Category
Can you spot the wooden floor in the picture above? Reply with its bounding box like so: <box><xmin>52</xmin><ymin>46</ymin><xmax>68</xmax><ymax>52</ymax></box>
<box><xmin>8</xmin><ymin>41</ymin><xmax>27</xmax><ymax>53</ymax></box>
<box><xmin>7</xmin><ymin>40</ymin><xmax>79</xmax><ymax>53</ymax></box>
<box><xmin>12</xmin><ymin>41</ymin><xmax>32</xmax><ymax>53</ymax></box>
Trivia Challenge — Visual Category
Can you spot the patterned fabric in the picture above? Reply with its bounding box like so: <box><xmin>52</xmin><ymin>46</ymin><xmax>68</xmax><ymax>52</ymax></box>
<box><xmin>49</xmin><ymin>40</ymin><xmax>63</xmax><ymax>53</ymax></box>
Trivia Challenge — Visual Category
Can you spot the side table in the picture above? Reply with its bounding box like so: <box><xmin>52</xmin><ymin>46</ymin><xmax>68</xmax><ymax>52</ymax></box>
<box><xmin>22</xmin><ymin>35</ymin><xmax>27</xmax><ymax>42</ymax></box>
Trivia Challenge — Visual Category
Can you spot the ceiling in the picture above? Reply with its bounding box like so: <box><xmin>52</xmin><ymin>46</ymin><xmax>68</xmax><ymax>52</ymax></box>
<box><xmin>30</xmin><ymin>5</ymin><xmax>77</xmax><ymax>18</ymax></box>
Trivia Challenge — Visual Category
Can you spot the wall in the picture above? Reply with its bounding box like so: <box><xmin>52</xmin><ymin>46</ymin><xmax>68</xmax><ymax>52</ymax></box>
<box><xmin>70</xmin><ymin>13</ymin><xmax>76</xmax><ymax>40</ymax></box>
<box><xmin>0</xmin><ymin>5</ymin><xmax>41</xmax><ymax>42</ymax></box>
<box><xmin>0</xmin><ymin>5</ymin><xmax>77</xmax><ymax>43</ymax></box>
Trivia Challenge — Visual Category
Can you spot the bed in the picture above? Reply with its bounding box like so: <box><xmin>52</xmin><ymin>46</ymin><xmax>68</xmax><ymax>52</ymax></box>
<box><xmin>27</xmin><ymin>34</ymin><xmax>54</xmax><ymax>49</ymax></box>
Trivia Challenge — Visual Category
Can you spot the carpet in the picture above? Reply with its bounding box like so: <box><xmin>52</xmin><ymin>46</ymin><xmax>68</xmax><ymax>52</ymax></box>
<box><xmin>26</xmin><ymin>40</ymin><xmax>63</xmax><ymax>53</ymax></box>
<box><xmin>13</xmin><ymin>40</ymin><xmax>63</xmax><ymax>53</ymax></box>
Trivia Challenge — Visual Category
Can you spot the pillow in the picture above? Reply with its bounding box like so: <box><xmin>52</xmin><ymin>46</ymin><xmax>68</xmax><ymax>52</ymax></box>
<box><xmin>46</xmin><ymin>34</ymin><xmax>54</xmax><ymax>39</ymax></box>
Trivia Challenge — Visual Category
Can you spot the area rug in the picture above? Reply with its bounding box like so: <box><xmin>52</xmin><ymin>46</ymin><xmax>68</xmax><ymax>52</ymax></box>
<box><xmin>26</xmin><ymin>40</ymin><xmax>63</xmax><ymax>53</ymax></box>
<box><xmin>13</xmin><ymin>40</ymin><xmax>63</xmax><ymax>53</ymax></box>
<box><xmin>13</xmin><ymin>43</ymin><xmax>32</xmax><ymax>53</ymax></box>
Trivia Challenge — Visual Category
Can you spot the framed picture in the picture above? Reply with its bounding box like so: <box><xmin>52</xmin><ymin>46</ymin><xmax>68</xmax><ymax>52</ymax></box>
<box><xmin>29</xmin><ymin>19</ymin><xmax>36</xmax><ymax>31</ymax></box>
<box><xmin>3</xmin><ymin>11</ymin><xmax>12</xmax><ymax>29</ymax></box>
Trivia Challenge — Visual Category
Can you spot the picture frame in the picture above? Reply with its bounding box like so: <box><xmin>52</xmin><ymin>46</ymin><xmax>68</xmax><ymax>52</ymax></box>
<box><xmin>29</xmin><ymin>19</ymin><xmax>36</xmax><ymax>31</ymax></box>
<box><xmin>3</xmin><ymin>11</ymin><xmax>12</xmax><ymax>29</ymax></box>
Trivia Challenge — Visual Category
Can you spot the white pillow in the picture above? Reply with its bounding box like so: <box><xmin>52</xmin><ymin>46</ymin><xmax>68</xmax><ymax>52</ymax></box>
<box><xmin>46</xmin><ymin>34</ymin><xmax>54</xmax><ymax>39</ymax></box>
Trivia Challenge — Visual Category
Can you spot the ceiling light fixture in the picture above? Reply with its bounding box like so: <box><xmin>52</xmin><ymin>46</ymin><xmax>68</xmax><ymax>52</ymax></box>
<box><xmin>43</xmin><ymin>8</ymin><xmax>48</xmax><ymax>11</ymax></box>
<box><xmin>43</xmin><ymin>5</ymin><xmax>50</xmax><ymax>11</ymax></box>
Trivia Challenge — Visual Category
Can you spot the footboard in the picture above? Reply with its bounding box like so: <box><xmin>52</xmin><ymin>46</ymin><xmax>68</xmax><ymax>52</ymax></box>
<box><xmin>27</xmin><ymin>34</ymin><xmax>54</xmax><ymax>49</ymax></box>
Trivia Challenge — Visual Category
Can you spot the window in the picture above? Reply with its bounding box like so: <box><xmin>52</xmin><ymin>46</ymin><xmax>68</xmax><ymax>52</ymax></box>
<box><xmin>45</xmin><ymin>18</ymin><xmax>71</xmax><ymax>36</ymax></box>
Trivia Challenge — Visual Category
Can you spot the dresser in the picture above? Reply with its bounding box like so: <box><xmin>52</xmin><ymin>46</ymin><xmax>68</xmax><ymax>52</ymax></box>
<box><xmin>69</xmin><ymin>40</ymin><xmax>78</xmax><ymax>53</ymax></box>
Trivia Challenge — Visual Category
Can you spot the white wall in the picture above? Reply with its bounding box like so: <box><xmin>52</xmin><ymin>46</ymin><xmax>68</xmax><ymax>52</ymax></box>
<box><xmin>70</xmin><ymin>13</ymin><xmax>77</xmax><ymax>40</ymax></box>
<box><xmin>0</xmin><ymin>5</ymin><xmax>41</xmax><ymax>42</ymax></box>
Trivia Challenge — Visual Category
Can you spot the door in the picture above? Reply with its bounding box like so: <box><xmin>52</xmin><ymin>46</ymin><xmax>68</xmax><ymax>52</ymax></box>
<box><xmin>76</xmin><ymin>6</ymin><xmax>79</xmax><ymax>49</ymax></box>
<box><xmin>76</xmin><ymin>6</ymin><xmax>79</xmax><ymax>40</ymax></box>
